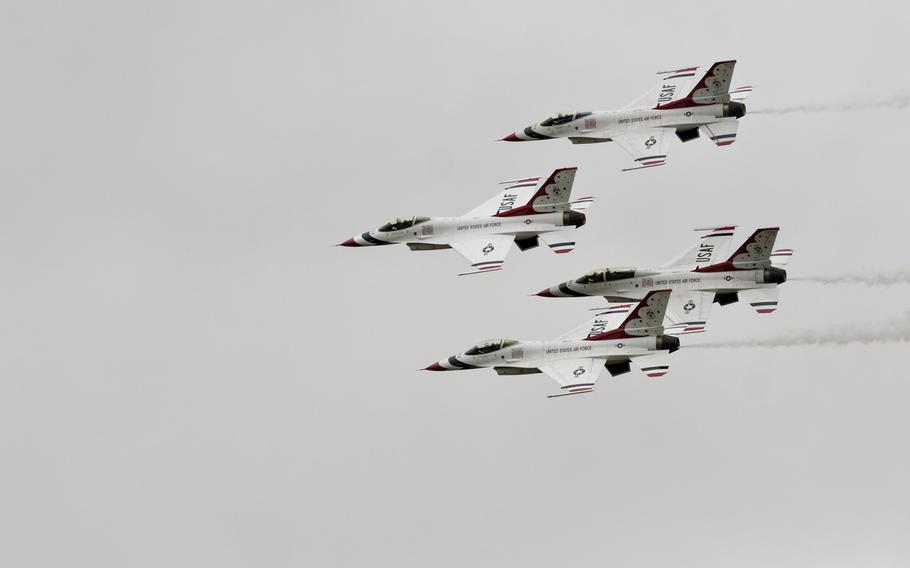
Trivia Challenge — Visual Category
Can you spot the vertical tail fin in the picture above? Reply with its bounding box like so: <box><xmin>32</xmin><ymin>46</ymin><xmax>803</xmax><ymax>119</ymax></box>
<box><xmin>494</xmin><ymin>167</ymin><xmax>578</xmax><ymax>217</ymax></box>
<box><xmin>656</xmin><ymin>60</ymin><xmax>737</xmax><ymax>109</ymax></box>
<box><xmin>586</xmin><ymin>290</ymin><xmax>671</xmax><ymax>340</ymax></box>
<box><xmin>697</xmin><ymin>227</ymin><xmax>780</xmax><ymax>271</ymax></box>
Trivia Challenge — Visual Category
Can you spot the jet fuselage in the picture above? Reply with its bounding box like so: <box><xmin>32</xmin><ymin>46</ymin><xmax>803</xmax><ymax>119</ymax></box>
<box><xmin>539</xmin><ymin>266</ymin><xmax>786</xmax><ymax>301</ymax></box>
<box><xmin>425</xmin><ymin>334</ymin><xmax>676</xmax><ymax>372</ymax></box>
<box><xmin>504</xmin><ymin>103</ymin><xmax>745</xmax><ymax>143</ymax></box>
<box><xmin>340</xmin><ymin>210</ymin><xmax>584</xmax><ymax>248</ymax></box>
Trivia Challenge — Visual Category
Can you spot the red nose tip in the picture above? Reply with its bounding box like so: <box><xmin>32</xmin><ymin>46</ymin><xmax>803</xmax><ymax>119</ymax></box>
<box><xmin>338</xmin><ymin>238</ymin><xmax>359</xmax><ymax>247</ymax></box>
<box><xmin>501</xmin><ymin>132</ymin><xmax>521</xmax><ymax>142</ymax></box>
<box><xmin>535</xmin><ymin>288</ymin><xmax>555</xmax><ymax>297</ymax></box>
<box><xmin>423</xmin><ymin>362</ymin><xmax>445</xmax><ymax>371</ymax></box>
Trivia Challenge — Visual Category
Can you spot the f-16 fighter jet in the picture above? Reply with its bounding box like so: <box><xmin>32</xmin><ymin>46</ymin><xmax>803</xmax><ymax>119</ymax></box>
<box><xmin>501</xmin><ymin>60</ymin><xmax>751</xmax><ymax>171</ymax></box>
<box><xmin>423</xmin><ymin>290</ymin><xmax>679</xmax><ymax>398</ymax></box>
<box><xmin>338</xmin><ymin>167</ymin><xmax>593</xmax><ymax>275</ymax></box>
<box><xmin>535</xmin><ymin>227</ymin><xmax>793</xmax><ymax>335</ymax></box>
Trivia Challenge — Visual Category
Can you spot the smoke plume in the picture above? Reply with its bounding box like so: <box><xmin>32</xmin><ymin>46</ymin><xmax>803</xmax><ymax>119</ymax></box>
<box><xmin>790</xmin><ymin>271</ymin><xmax>910</xmax><ymax>286</ymax></box>
<box><xmin>689</xmin><ymin>312</ymin><xmax>910</xmax><ymax>349</ymax></box>
<box><xmin>750</xmin><ymin>91</ymin><xmax>910</xmax><ymax>115</ymax></box>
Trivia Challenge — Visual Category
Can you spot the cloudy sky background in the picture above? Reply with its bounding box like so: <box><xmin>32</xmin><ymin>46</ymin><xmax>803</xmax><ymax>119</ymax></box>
<box><xmin>2</xmin><ymin>1</ymin><xmax>909</xmax><ymax>566</ymax></box>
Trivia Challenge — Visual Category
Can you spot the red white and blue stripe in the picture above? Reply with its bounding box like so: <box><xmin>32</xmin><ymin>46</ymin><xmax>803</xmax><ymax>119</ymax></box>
<box><xmin>548</xmin><ymin>241</ymin><xmax>576</xmax><ymax>254</ymax></box>
<box><xmin>547</xmin><ymin>383</ymin><xmax>595</xmax><ymax>398</ymax></box>
<box><xmin>641</xmin><ymin>365</ymin><xmax>670</xmax><ymax>378</ymax></box>
<box><xmin>750</xmin><ymin>300</ymin><xmax>778</xmax><ymax>314</ymax></box>
<box><xmin>596</xmin><ymin>304</ymin><xmax>634</xmax><ymax>317</ymax></box>
<box><xmin>770</xmin><ymin>248</ymin><xmax>793</xmax><ymax>264</ymax></box>
<box><xmin>730</xmin><ymin>85</ymin><xmax>753</xmax><ymax>100</ymax></box>
<box><xmin>570</xmin><ymin>196</ymin><xmax>595</xmax><ymax>211</ymax></box>
<box><xmin>709</xmin><ymin>133</ymin><xmax>736</xmax><ymax>146</ymax></box>
<box><xmin>702</xmin><ymin>225</ymin><xmax>736</xmax><ymax>238</ymax></box>
<box><xmin>664</xmin><ymin>321</ymin><xmax>707</xmax><ymax>335</ymax></box>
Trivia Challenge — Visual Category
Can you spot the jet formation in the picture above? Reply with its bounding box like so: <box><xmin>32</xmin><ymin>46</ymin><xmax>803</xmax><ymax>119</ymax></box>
<box><xmin>338</xmin><ymin>58</ymin><xmax>796</xmax><ymax>398</ymax></box>
<box><xmin>501</xmin><ymin>60</ymin><xmax>751</xmax><ymax>171</ymax></box>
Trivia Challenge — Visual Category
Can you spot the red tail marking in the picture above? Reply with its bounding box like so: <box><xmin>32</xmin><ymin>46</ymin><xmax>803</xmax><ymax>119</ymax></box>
<box><xmin>494</xmin><ymin>167</ymin><xmax>577</xmax><ymax>217</ymax></box>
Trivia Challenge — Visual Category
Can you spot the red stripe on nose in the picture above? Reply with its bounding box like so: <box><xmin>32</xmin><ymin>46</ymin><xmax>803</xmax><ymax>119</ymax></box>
<box><xmin>535</xmin><ymin>288</ymin><xmax>555</xmax><ymax>297</ymax></box>
<box><xmin>338</xmin><ymin>238</ymin><xmax>360</xmax><ymax>247</ymax></box>
<box><xmin>501</xmin><ymin>132</ymin><xmax>521</xmax><ymax>141</ymax></box>
<box><xmin>423</xmin><ymin>362</ymin><xmax>445</xmax><ymax>371</ymax></box>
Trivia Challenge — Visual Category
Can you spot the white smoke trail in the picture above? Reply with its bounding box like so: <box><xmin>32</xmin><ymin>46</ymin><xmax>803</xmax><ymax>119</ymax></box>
<box><xmin>689</xmin><ymin>312</ymin><xmax>910</xmax><ymax>349</ymax></box>
<box><xmin>790</xmin><ymin>271</ymin><xmax>910</xmax><ymax>286</ymax></box>
<box><xmin>750</xmin><ymin>91</ymin><xmax>910</xmax><ymax>115</ymax></box>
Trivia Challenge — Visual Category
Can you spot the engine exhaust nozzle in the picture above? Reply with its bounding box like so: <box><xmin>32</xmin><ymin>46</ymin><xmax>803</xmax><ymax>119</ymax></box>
<box><xmin>563</xmin><ymin>210</ymin><xmax>586</xmax><ymax>228</ymax></box>
<box><xmin>763</xmin><ymin>267</ymin><xmax>787</xmax><ymax>285</ymax></box>
<box><xmin>725</xmin><ymin>101</ymin><xmax>746</xmax><ymax>119</ymax></box>
<box><xmin>656</xmin><ymin>335</ymin><xmax>680</xmax><ymax>353</ymax></box>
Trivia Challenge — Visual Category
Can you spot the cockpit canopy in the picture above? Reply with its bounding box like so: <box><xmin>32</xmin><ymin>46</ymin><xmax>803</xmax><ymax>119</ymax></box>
<box><xmin>540</xmin><ymin>111</ymin><xmax>592</xmax><ymax>127</ymax></box>
<box><xmin>575</xmin><ymin>267</ymin><xmax>636</xmax><ymax>284</ymax></box>
<box><xmin>465</xmin><ymin>338</ymin><xmax>518</xmax><ymax>356</ymax></box>
<box><xmin>378</xmin><ymin>216</ymin><xmax>430</xmax><ymax>232</ymax></box>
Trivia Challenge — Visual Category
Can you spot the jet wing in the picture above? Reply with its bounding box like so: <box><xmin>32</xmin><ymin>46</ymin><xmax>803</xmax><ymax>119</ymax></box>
<box><xmin>555</xmin><ymin>303</ymin><xmax>638</xmax><ymax>341</ymax></box>
<box><xmin>700</xmin><ymin>118</ymin><xmax>740</xmax><ymax>146</ymax></box>
<box><xmin>450</xmin><ymin>235</ymin><xmax>514</xmax><ymax>275</ymax></box>
<box><xmin>541</xmin><ymin>357</ymin><xmax>606</xmax><ymax>398</ymax></box>
<box><xmin>612</xmin><ymin>128</ymin><xmax>671</xmax><ymax>171</ymax></box>
<box><xmin>464</xmin><ymin>177</ymin><xmax>544</xmax><ymax>218</ymax></box>
<box><xmin>623</xmin><ymin>64</ymin><xmax>703</xmax><ymax>110</ymax></box>
<box><xmin>739</xmin><ymin>287</ymin><xmax>781</xmax><ymax>315</ymax></box>
<box><xmin>660</xmin><ymin>226</ymin><xmax>737</xmax><ymax>271</ymax></box>
<box><xmin>663</xmin><ymin>290</ymin><xmax>715</xmax><ymax>335</ymax></box>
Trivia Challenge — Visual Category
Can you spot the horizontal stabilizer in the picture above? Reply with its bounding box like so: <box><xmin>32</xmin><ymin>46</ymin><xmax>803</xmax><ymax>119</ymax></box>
<box><xmin>539</xmin><ymin>230</ymin><xmax>577</xmax><ymax>255</ymax></box>
<box><xmin>570</xmin><ymin>196</ymin><xmax>595</xmax><ymax>212</ymax></box>
<box><xmin>730</xmin><ymin>85</ymin><xmax>753</xmax><ymax>102</ymax></box>
<box><xmin>701</xmin><ymin>119</ymin><xmax>740</xmax><ymax>146</ymax></box>
<box><xmin>740</xmin><ymin>287</ymin><xmax>781</xmax><ymax>315</ymax></box>
<box><xmin>770</xmin><ymin>248</ymin><xmax>793</xmax><ymax>267</ymax></box>
<box><xmin>633</xmin><ymin>352</ymin><xmax>671</xmax><ymax>378</ymax></box>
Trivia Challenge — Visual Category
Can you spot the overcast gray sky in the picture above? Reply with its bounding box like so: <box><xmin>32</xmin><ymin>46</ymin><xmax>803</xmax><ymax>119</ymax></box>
<box><xmin>2</xmin><ymin>1</ymin><xmax>909</xmax><ymax>566</ymax></box>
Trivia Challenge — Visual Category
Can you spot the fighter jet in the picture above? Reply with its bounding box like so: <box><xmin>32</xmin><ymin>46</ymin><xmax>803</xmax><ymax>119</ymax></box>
<box><xmin>423</xmin><ymin>290</ymin><xmax>679</xmax><ymax>398</ymax></box>
<box><xmin>535</xmin><ymin>226</ymin><xmax>793</xmax><ymax>335</ymax></box>
<box><xmin>338</xmin><ymin>167</ymin><xmax>593</xmax><ymax>275</ymax></box>
<box><xmin>501</xmin><ymin>60</ymin><xmax>751</xmax><ymax>171</ymax></box>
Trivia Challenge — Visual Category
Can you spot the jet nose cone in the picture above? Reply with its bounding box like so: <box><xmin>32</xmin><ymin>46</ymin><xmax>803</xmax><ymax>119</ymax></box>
<box><xmin>501</xmin><ymin>132</ymin><xmax>521</xmax><ymax>142</ymax></box>
<box><xmin>423</xmin><ymin>362</ymin><xmax>445</xmax><ymax>371</ymax></box>
<box><xmin>535</xmin><ymin>287</ymin><xmax>556</xmax><ymax>297</ymax></box>
<box><xmin>338</xmin><ymin>237</ymin><xmax>359</xmax><ymax>247</ymax></box>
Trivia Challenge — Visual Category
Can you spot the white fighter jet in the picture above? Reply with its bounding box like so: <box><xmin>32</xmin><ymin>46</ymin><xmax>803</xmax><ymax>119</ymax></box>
<box><xmin>423</xmin><ymin>290</ymin><xmax>679</xmax><ymax>398</ymax></box>
<box><xmin>535</xmin><ymin>226</ymin><xmax>793</xmax><ymax>335</ymax></box>
<box><xmin>501</xmin><ymin>60</ymin><xmax>751</xmax><ymax>171</ymax></box>
<box><xmin>338</xmin><ymin>167</ymin><xmax>593</xmax><ymax>275</ymax></box>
